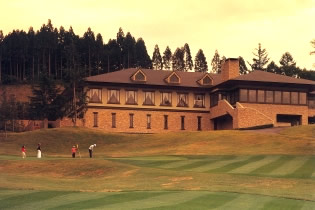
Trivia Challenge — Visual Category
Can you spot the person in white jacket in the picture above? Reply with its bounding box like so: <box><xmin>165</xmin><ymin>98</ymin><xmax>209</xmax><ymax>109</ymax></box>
<box><xmin>89</xmin><ymin>144</ymin><xmax>96</xmax><ymax>158</ymax></box>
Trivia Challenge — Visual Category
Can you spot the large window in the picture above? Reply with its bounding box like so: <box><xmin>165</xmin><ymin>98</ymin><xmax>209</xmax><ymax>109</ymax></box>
<box><xmin>194</xmin><ymin>94</ymin><xmax>205</xmax><ymax>108</ymax></box>
<box><xmin>248</xmin><ymin>90</ymin><xmax>257</xmax><ymax>102</ymax></box>
<box><xmin>300</xmin><ymin>93</ymin><xmax>307</xmax><ymax>105</ymax></box>
<box><xmin>240</xmin><ymin>89</ymin><xmax>248</xmax><ymax>102</ymax></box>
<box><xmin>266</xmin><ymin>91</ymin><xmax>274</xmax><ymax>103</ymax></box>
<box><xmin>143</xmin><ymin>91</ymin><xmax>155</xmax><ymax>105</ymax></box>
<box><xmin>177</xmin><ymin>93</ymin><xmax>188</xmax><ymax>107</ymax></box>
<box><xmin>90</xmin><ymin>89</ymin><xmax>102</xmax><ymax>103</ymax></box>
<box><xmin>274</xmin><ymin>91</ymin><xmax>282</xmax><ymax>104</ymax></box>
<box><xmin>282</xmin><ymin>91</ymin><xmax>290</xmax><ymax>104</ymax></box>
<box><xmin>108</xmin><ymin>89</ymin><xmax>120</xmax><ymax>104</ymax></box>
<box><xmin>161</xmin><ymin>92</ymin><xmax>172</xmax><ymax>106</ymax></box>
<box><xmin>291</xmin><ymin>92</ymin><xmax>299</xmax><ymax>104</ymax></box>
<box><xmin>257</xmin><ymin>90</ymin><xmax>265</xmax><ymax>103</ymax></box>
<box><xmin>126</xmin><ymin>90</ymin><xmax>137</xmax><ymax>105</ymax></box>
<box><xmin>210</xmin><ymin>93</ymin><xmax>219</xmax><ymax>107</ymax></box>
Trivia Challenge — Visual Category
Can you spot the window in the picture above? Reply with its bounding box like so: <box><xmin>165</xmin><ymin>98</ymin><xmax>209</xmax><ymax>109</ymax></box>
<box><xmin>129</xmin><ymin>113</ymin><xmax>134</xmax><ymax>128</ymax></box>
<box><xmin>112</xmin><ymin>113</ymin><xmax>116</xmax><ymax>128</ymax></box>
<box><xmin>248</xmin><ymin>90</ymin><xmax>257</xmax><ymax>102</ymax></box>
<box><xmin>181</xmin><ymin>116</ymin><xmax>185</xmax><ymax>130</ymax></box>
<box><xmin>194</xmin><ymin>94</ymin><xmax>205</xmax><ymax>108</ymax></box>
<box><xmin>240</xmin><ymin>89</ymin><xmax>248</xmax><ymax>102</ymax></box>
<box><xmin>134</xmin><ymin>71</ymin><xmax>146</xmax><ymax>81</ymax></box>
<box><xmin>108</xmin><ymin>89</ymin><xmax>120</xmax><ymax>104</ymax></box>
<box><xmin>147</xmin><ymin>114</ymin><xmax>151</xmax><ymax>129</ymax></box>
<box><xmin>257</xmin><ymin>90</ymin><xmax>265</xmax><ymax>103</ymax></box>
<box><xmin>126</xmin><ymin>90</ymin><xmax>137</xmax><ymax>105</ymax></box>
<box><xmin>170</xmin><ymin>74</ymin><xmax>180</xmax><ymax>83</ymax></box>
<box><xmin>93</xmin><ymin>112</ymin><xmax>98</xmax><ymax>127</ymax></box>
<box><xmin>164</xmin><ymin>115</ymin><xmax>168</xmax><ymax>129</ymax></box>
<box><xmin>210</xmin><ymin>93</ymin><xmax>219</xmax><ymax>107</ymax></box>
<box><xmin>203</xmin><ymin>76</ymin><xmax>212</xmax><ymax>85</ymax></box>
<box><xmin>197</xmin><ymin>116</ymin><xmax>202</xmax><ymax>131</ymax></box>
<box><xmin>282</xmin><ymin>91</ymin><xmax>290</xmax><ymax>104</ymax></box>
<box><xmin>274</xmin><ymin>91</ymin><xmax>282</xmax><ymax>104</ymax></box>
<box><xmin>299</xmin><ymin>92</ymin><xmax>306</xmax><ymax>105</ymax></box>
<box><xmin>266</xmin><ymin>91</ymin><xmax>274</xmax><ymax>103</ymax></box>
<box><xmin>177</xmin><ymin>93</ymin><xmax>188</xmax><ymax>107</ymax></box>
<box><xmin>90</xmin><ymin>89</ymin><xmax>102</xmax><ymax>103</ymax></box>
<box><xmin>143</xmin><ymin>91</ymin><xmax>155</xmax><ymax>105</ymax></box>
<box><xmin>161</xmin><ymin>92</ymin><xmax>172</xmax><ymax>106</ymax></box>
<box><xmin>291</xmin><ymin>92</ymin><xmax>299</xmax><ymax>104</ymax></box>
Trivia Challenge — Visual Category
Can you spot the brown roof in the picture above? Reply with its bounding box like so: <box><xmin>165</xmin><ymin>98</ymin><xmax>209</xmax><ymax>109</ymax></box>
<box><xmin>232</xmin><ymin>70</ymin><xmax>315</xmax><ymax>85</ymax></box>
<box><xmin>86</xmin><ymin>68</ymin><xmax>222</xmax><ymax>88</ymax></box>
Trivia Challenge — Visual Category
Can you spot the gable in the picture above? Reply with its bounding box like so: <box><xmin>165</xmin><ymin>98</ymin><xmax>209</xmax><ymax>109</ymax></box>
<box><xmin>130</xmin><ymin>69</ymin><xmax>147</xmax><ymax>82</ymax></box>
<box><xmin>165</xmin><ymin>72</ymin><xmax>181</xmax><ymax>84</ymax></box>
<box><xmin>197</xmin><ymin>73</ymin><xmax>213</xmax><ymax>86</ymax></box>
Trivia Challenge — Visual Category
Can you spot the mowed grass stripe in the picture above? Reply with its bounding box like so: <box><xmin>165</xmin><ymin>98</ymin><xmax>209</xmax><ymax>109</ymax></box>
<box><xmin>143</xmin><ymin>192</ymin><xmax>239</xmax><ymax>210</ymax></box>
<box><xmin>111</xmin><ymin>159</ymin><xmax>181</xmax><ymax>168</ymax></box>
<box><xmin>158</xmin><ymin>159</ymin><xmax>202</xmax><ymax>169</ymax></box>
<box><xmin>0</xmin><ymin>189</ymin><xmax>39</xmax><ymax>201</ymax></box>
<box><xmin>208</xmin><ymin>156</ymin><xmax>264</xmax><ymax>173</ymax></box>
<box><xmin>268</xmin><ymin>156</ymin><xmax>310</xmax><ymax>176</ymax></box>
<box><xmin>93</xmin><ymin>191</ymin><xmax>212</xmax><ymax>210</ymax></box>
<box><xmin>215</xmin><ymin>193</ymin><xmax>273</xmax><ymax>210</ymax></box>
<box><xmin>230</xmin><ymin>156</ymin><xmax>279</xmax><ymax>174</ymax></box>
<box><xmin>262</xmin><ymin>197</ymin><xmax>305</xmax><ymax>210</ymax></box>
<box><xmin>187</xmin><ymin>156</ymin><xmax>249</xmax><ymax>172</ymax></box>
<box><xmin>0</xmin><ymin>191</ymin><xmax>73</xmax><ymax>209</ymax></box>
<box><xmin>250</xmin><ymin>156</ymin><xmax>294</xmax><ymax>175</ymax></box>
<box><xmin>301</xmin><ymin>201</ymin><xmax>315</xmax><ymax>210</ymax></box>
<box><xmin>173</xmin><ymin>156</ymin><xmax>233</xmax><ymax>171</ymax></box>
<box><xmin>50</xmin><ymin>191</ymin><xmax>171</xmax><ymax>210</ymax></box>
<box><xmin>13</xmin><ymin>191</ymin><xmax>114</xmax><ymax>210</ymax></box>
<box><xmin>288</xmin><ymin>156</ymin><xmax>315</xmax><ymax>179</ymax></box>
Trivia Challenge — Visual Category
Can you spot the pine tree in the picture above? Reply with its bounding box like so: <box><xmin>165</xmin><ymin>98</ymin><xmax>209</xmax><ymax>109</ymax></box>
<box><xmin>279</xmin><ymin>52</ymin><xmax>299</xmax><ymax>77</ymax></box>
<box><xmin>183</xmin><ymin>43</ymin><xmax>193</xmax><ymax>71</ymax></box>
<box><xmin>248</xmin><ymin>43</ymin><xmax>270</xmax><ymax>71</ymax></box>
<box><xmin>0</xmin><ymin>30</ymin><xmax>3</xmax><ymax>83</ymax></box>
<box><xmin>152</xmin><ymin>44</ymin><xmax>162</xmax><ymax>70</ymax></box>
<box><xmin>211</xmin><ymin>50</ymin><xmax>221</xmax><ymax>73</ymax></box>
<box><xmin>239</xmin><ymin>56</ymin><xmax>248</xmax><ymax>74</ymax></box>
<box><xmin>172</xmin><ymin>47</ymin><xmax>184</xmax><ymax>71</ymax></box>
<box><xmin>123</xmin><ymin>32</ymin><xmax>136</xmax><ymax>69</ymax></box>
<box><xmin>267</xmin><ymin>61</ymin><xmax>280</xmax><ymax>74</ymax></box>
<box><xmin>162</xmin><ymin>46</ymin><xmax>172</xmax><ymax>70</ymax></box>
<box><xmin>194</xmin><ymin>49</ymin><xmax>208</xmax><ymax>72</ymax></box>
<box><xmin>83</xmin><ymin>27</ymin><xmax>96</xmax><ymax>76</ymax></box>
<box><xmin>135</xmin><ymin>38</ymin><xmax>152</xmax><ymax>69</ymax></box>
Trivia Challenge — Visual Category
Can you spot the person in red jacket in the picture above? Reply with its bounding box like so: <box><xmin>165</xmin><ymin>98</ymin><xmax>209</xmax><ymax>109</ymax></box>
<box><xmin>72</xmin><ymin>146</ymin><xmax>77</xmax><ymax>158</ymax></box>
<box><xmin>21</xmin><ymin>145</ymin><xmax>26</xmax><ymax>159</ymax></box>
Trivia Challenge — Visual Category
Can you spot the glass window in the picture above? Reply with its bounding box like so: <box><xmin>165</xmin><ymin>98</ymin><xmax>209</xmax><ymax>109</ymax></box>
<box><xmin>291</xmin><ymin>92</ymin><xmax>298</xmax><ymax>104</ymax></box>
<box><xmin>108</xmin><ymin>89</ymin><xmax>120</xmax><ymax>104</ymax></box>
<box><xmin>266</xmin><ymin>91</ymin><xmax>274</xmax><ymax>103</ymax></box>
<box><xmin>248</xmin><ymin>90</ymin><xmax>257</xmax><ymax>102</ymax></box>
<box><xmin>203</xmin><ymin>76</ymin><xmax>212</xmax><ymax>85</ymax></box>
<box><xmin>161</xmin><ymin>92</ymin><xmax>172</xmax><ymax>106</ymax></box>
<box><xmin>240</xmin><ymin>89</ymin><xmax>248</xmax><ymax>102</ymax></box>
<box><xmin>126</xmin><ymin>90</ymin><xmax>137</xmax><ymax>105</ymax></box>
<box><xmin>210</xmin><ymin>93</ymin><xmax>219</xmax><ymax>107</ymax></box>
<box><xmin>177</xmin><ymin>93</ymin><xmax>188</xmax><ymax>107</ymax></box>
<box><xmin>274</xmin><ymin>91</ymin><xmax>282</xmax><ymax>104</ymax></box>
<box><xmin>257</xmin><ymin>90</ymin><xmax>265</xmax><ymax>103</ymax></box>
<box><xmin>93</xmin><ymin>112</ymin><xmax>98</xmax><ymax>127</ymax></box>
<box><xmin>143</xmin><ymin>91</ymin><xmax>155</xmax><ymax>105</ymax></box>
<box><xmin>135</xmin><ymin>72</ymin><xmax>145</xmax><ymax>81</ymax></box>
<box><xmin>129</xmin><ymin>113</ymin><xmax>134</xmax><ymax>128</ymax></box>
<box><xmin>197</xmin><ymin>116</ymin><xmax>202</xmax><ymax>131</ymax></box>
<box><xmin>282</xmin><ymin>91</ymin><xmax>290</xmax><ymax>104</ymax></box>
<box><xmin>147</xmin><ymin>114</ymin><xmax>151</xmax><ymax>129</ymax></box>
<box><xmin>90</xmin><ymin>89</ymin><xmax>102</xmax><ymax>103</ymax></box>
<box><xmin>180</xmin><ymin>116</ymin><xmax>185</xmax><ymax>130</ymax></box>
<box><xmin>309</xmin><ymin>99</ymin><xmax>315</xmax><ymax>109</ymax></box>
<box><xmin>299</xmin><ymin>92</ymin><xmax>307</xmax><ymax>105</ymax></box>
<box><xmin>164</xmin><ymin>115</ymin><xmax>168</xmax><ymax>129</ymax></box>
<box><xmin>112</xmin><ymin>113</ymin><xmax>116</xmax><ymax>128</ymax></box>
<box><xmin>194</xmin><ymin>94</ymin><xmax>205</xmax><ymax>108</ymax></box>
<box><xmin>170</xmin><ymin>74</ymin><xmax>179</xmax><ymax>83</ymax></box>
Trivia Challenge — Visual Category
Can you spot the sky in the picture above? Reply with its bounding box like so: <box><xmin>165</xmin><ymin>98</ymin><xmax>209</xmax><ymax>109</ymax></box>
<box><xmin>0</xmin><ymin>0</ymin><xmax>315</xmax><ymax>70</ymax></box>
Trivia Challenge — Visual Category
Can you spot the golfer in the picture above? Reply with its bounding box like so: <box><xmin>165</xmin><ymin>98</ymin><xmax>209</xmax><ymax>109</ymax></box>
<box><xmin>21</xmin><ymin>145</ymin><xmax>26</xmax><ymax>159</ymax></box>
<box><xmin>37</xmin><ymin>143</ymin><xmax>41</xmax><ymax>158</ymax></box>
<box><xmin>89</xmin><ymin>144</ymin><xmax>96</xmax><ymax>158</ymax></box>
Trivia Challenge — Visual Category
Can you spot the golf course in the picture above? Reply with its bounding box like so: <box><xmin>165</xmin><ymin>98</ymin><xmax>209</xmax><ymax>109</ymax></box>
<box><xmin>0</xmin><ymin>125</ymin><xmax>315</xmax><ymax>209</ymax></box>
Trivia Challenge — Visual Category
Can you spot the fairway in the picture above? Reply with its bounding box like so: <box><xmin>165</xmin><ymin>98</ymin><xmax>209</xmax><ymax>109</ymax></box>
<box><xmin>0</xmin><ymin>126</ymin><xmax>315</xmax><ymax>209</ymax></box>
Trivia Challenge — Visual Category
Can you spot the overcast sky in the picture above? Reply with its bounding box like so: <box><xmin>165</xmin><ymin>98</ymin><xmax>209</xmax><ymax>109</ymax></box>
<box><xmin>1</xmin><ymin>0</ymin><xmax>315</xmax><ymax>70</ymax></box>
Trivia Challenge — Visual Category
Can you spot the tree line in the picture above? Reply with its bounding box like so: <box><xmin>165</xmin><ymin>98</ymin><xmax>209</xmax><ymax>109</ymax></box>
<box><xmin>0</xmin><ymin>19</ymin><xmax>314</xmax><ymax>84</ymax></box>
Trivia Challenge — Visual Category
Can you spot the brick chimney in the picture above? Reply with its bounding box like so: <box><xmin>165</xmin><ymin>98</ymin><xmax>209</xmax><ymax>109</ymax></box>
<box><xmin>221</xmin><ymin>58</ymin><xmax>239</xmax><ymax>82</ymax></box>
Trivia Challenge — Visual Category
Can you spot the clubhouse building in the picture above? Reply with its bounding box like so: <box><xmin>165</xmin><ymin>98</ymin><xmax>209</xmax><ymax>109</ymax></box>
<box><xmin>74</xmin><ymin>58</ymin><xmax>315</xmax><ymax>133</ymax></box>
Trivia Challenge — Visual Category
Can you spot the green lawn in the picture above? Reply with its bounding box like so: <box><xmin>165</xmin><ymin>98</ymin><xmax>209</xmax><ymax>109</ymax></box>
<box><xmin>0</xmin><ymin>126</ymin><xmax>315</xmax><ymax>209</ymax></box>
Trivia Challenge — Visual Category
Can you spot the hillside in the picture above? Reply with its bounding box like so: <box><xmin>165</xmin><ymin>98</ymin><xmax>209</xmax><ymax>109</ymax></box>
<box><xmin>1</xmin><ymin>125</ymin><xmax>315</xmax><ymax>157</ymax></box>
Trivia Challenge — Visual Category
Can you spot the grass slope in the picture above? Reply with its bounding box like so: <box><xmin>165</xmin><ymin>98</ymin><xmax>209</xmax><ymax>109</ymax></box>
<box><xmin>0</xmin><ymin>125</ymin><xmax>315</xmax><ymax>209</ymax></box>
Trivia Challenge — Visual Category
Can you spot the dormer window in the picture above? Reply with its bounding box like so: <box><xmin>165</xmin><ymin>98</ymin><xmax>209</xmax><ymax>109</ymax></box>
<box><xmin>131</xmin><ymin>69</ymin><xmax>147</xmax><ymax>82</ymax></box>
<box><xmin>165</xmin><ymin>72</ymin><xmax>180</xmax><ymax>84</ymax></box>
<box><xmin>198</xmin><ymin>74</ymin><xmax>213</xmax><ymax>86</ymax></box>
